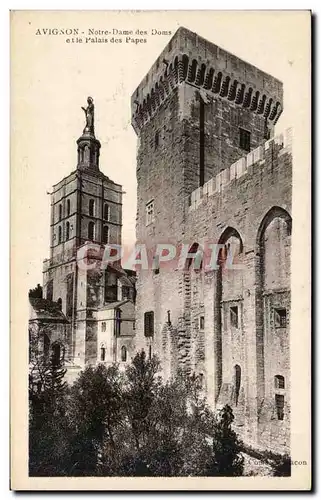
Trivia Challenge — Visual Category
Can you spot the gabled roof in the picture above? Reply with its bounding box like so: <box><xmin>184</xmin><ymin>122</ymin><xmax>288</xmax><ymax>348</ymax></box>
<box><xmin>98</xmin><ymin>299</ymin><xmax>132</xmax><ymax>311</ymax></box>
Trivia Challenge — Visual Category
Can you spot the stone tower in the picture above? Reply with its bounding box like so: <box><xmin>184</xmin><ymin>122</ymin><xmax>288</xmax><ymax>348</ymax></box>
<box><xmin>131</xmin><ymin>28</ymin><xmax>291</xmax><ymax>453</ymax></box>
<box><xmin>43</xmin><ymin>97</ymin><xmax>123</xmax><ymax>370</ymax></box>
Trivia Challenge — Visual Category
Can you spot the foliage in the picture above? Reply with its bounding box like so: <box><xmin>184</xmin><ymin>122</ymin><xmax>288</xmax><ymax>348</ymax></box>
<box><xmin>272</xmin><ymin>454</ymin><xmax>291</xmax><ymax>476</ymax></box>
<box><xmin>66</xmin><ymin>364</ymin><xmax>124</xmax><ymax>476</ymax></box>
<box><xmin>29</xmin><ymin>284</ymin><xmax>43</xmax><ymax>298</ymax></box>
<box><xmin>206</xmin><ymin>404</ymin><xmax>244</xmax><ymax>476</ymax></box>
<box><xmin>241</xmin><ymin>444</ymin><xmax>291</xmax><ymax>476</ymax></box>
<box><xmin>29</xmin><ymin>349</ymin><xmax>69</xmax><ymax>476</ymax></box>
<box><xmin>29</xmin><ymin>348</ymin><xmax>246</xmax><ymax>477</ymax></box>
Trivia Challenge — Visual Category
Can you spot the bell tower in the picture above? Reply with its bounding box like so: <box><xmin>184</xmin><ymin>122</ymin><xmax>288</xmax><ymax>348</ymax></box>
<box><xmin>42</xmin><ymin>97</ymin><xmax>123</xmax><ymax>370</ymax></box>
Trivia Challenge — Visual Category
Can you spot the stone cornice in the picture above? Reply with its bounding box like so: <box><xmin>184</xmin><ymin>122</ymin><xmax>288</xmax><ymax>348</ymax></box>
<box><xmin>131</xmin><ymin>53</ymin><xmax>283</xmax><ymax>134</ymax></box>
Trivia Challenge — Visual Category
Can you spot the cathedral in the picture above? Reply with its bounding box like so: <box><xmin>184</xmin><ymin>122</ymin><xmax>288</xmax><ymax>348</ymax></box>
<box><xmin>131</xmin><ymin>27</ymin><xmax>292</xmax><ymax>455</ymax></box>
<box><xmin>29</xmin><ymin>96</ymin><xmax>136</xmax><ymax>383</ymax></box>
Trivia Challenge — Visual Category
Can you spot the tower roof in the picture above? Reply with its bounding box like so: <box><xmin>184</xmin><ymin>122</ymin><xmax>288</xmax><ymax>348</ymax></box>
<box><xmin>131</xmin><ymin>27</ymin><xmax>283</xmax><ymax>133</ymax></box>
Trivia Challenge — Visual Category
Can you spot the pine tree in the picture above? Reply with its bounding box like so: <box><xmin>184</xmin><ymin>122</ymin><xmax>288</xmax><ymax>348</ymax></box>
<box><xmin>207</xmin><ymin>404</ymin><xmax>244</xmax><ymax>476</ymax></box>
<box><xmin>66</xmin><ymin>363</ymin><xmax>124</xmax><ymax>476</ymax></box>
<box><xmin>123</xmin><ymin>350</ymin><xmax>161</xmax><ymax>451</ymax></box>
<box><xmin>29</xmin><ymin>340</ymin><xmax>69</xmax><ymax>476</ymax></box>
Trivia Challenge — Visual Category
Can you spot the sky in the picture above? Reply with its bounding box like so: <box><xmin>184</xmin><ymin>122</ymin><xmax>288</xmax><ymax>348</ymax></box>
<box><xmin>11</xmin><ymin>10</ymin><xmax>310</xmax><ymax>290</ymax></box>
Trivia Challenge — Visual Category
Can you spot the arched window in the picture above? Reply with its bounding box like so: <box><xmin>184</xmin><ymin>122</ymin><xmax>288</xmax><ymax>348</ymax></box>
<box><xmin>264</xmin><ymin>98</ymin><xmax>273</xmax><ymax>118</ymax></box>
<box><xmin>234</xmin><ymin>364</ymin><xmax>241</xmax><ymax>406</ymax></box>
<box><xmin>257</xmin><ymin>94</ymin><xmax>267</xmax><ymax>114</ymax></box>
<box><xmin>250</xmin><ymin>90</ymin><xmax>260</xmax><ymax>111</ymax></box>
<box><xmin>235</xmin><ymin>83</ymin><xmax>246</xmax><ymax>105</ymax></box>
<box><xmin>66</xmin><ymin>199</ymin><xmax>71</xmax><ymax>216</ymax></box>
<box><xmin>89</xmin><ymin>199</ymin><xmax>95</xmax><ymax>216</ymax></box>
<box><xmin>121</xmin><ymin>345</ymin><xmax>127</xmax><ymax>362</ymax></box>
<box><xmin>58</xmin><ymin>226</ymin><xmax>62</xmax><ymax>244</ymax></box>
<box><xmin>88</xmin><ymin>221</ymin><xmax>95</xmax><ymax>241</ymax></box>
<box><xmin>243</xmin><ymin>87</ymin><xmax>253</xmax><ymax>108</ymax></box>
<box><xmin>228</xmin><ymin>80</ymin><xmax>238</xmax><ymax>101</ymax></box>
<box><xmin>43</xmin><ymin>334</ymin><xmax>50</xmax><ymax>358</ymax></box>
<box><xmin>220</xmin><ymin>76</ymin><xmax>231</xmax><ymax>98</ymax></box>
<box><xmin>104</xmin><ymin>203</ymin><xmax>110</xmax><ymax>221</ymax></box>
<box><xmin>213</xmin><ymin>72</ymin><xmax>222</xmax><ymax>93</ymax></box>
<box><xmin>174</xmin><ymin>56</ymin><xmax>179</xmax><ymax>82</ymax></box>
<box><xmin>182</xmin><ymin>54</ymin><xmax>189</xmax><ymax>80</ymax></box>
<box><xmin>270</xmin><ymin>101</ymin><xmax>281</xmax><ymax>121</ymax></box>
<box><xmin>275</xmin><ymin>375</ymin><xmax>285</xmax><ymax>389</ymax></box>
<box><xmin>257</xmin><ymin>207</ymin><xmax>292</xmax><ymax>292</ymax></box>
<box><xmin>57</xmin><ymin>297</ymin><xmax>62</xmax><ymax>310</ymax></box>
<box><xmin>101</xmin><ymin>321</ymin><xmax>106</xmax><ymax>332</ymax></box>
<box><xmin>66</xmin><ymin>221</ymin><xmax>70</xmax><ymax>240</ymax></box>
<box><xmin>189</xmin><ymin>59</ymin><xmax>197</xmax><ymax>82</ymax></box>
<box><xmin>102</xmin><ymin>225</ymin><xmax>109</xmax><ymax>244</ymax></box>
<box><xmin>204</xmin><ymin>68</ymin><xmax>214</xmax><ymax>90</ymax></box>
<box><xmin>58</xmin><ymin>204</ymin><xmax>62</xmax><ymax>221</ymax></box>
<box><xmin>100</xmin><ymin>345</ymin><xmax>106</xmax><ymax>361</ymax></box>
<box><xmin>51</xmin><ymin>344</ymin><xmax>61</xmax><ymax>367</ymax></box>
<box><xmin>199</xmin><ymin>63</ymin><xmax>206</xmax><ymax>86</ymax></box>
<box><xmin>217</xmin><ymin>228</ymin><xmax>243</xmax><ymax>269</ymax></box>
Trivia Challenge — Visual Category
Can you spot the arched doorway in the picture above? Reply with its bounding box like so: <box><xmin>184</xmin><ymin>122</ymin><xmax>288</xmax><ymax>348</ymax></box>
<box><xmin>255</xmin><ymin>206</ymin><xmax>292</xmax><ymax>403</ymax></box>
<box><xmin>215</xmin><ymin>227</ymin><xmax>244</xmax><ymax>403</ymax></box>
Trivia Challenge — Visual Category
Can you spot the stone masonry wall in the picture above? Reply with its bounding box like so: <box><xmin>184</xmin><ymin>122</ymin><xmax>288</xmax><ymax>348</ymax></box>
<box><xmin>185</xmin><ymin>133</ymin><xmax>292</xmax><ymax>452</ymax></box>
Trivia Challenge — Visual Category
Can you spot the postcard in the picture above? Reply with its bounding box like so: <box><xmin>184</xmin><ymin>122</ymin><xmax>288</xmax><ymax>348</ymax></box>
<box><xmin>10</xmin><ymin>10</ymin><xmax>311</xmax><ymax>490</ymax></box>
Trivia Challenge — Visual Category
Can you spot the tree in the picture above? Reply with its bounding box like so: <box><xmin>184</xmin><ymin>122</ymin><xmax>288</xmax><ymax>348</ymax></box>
<box><xmin>29</xmin><ymin>342</ymin><xmax>247</xmax><ymax>477</ymax></box>
<box><xmin>120</xmin><ymin>364</ymin><xmax>214</xmax><ymax>477</ymax></box>
<box><xmin>273</xmin><ymin>454</ymin><xmax>291</xmax><ymax>476</ymax></box>
<box><xmin>123</xmin><ymin>350</ymin><xmax>161</xmax><ymax>452</ymax></box>
<box><xmin>141</xmin><ymin>372</ymin><xmax>212</xmax><ymax>476</ymax></box>
<box><xmin>66</xmin><ymin>364</ymin><xmax>124</xmax><ymax>476</ymax></box>
<box><xmin>29</xmin><ymin>284</ymin><xmax>43</xmax><ymax>298</ymax></box>
<box><xmin>206</xmin><ymin>404</ymin><xmax>244</xmax><ymax>476</ymax></box>
<box><xmin>29</xmin><ymin>338</ymin><xmax>69</xmax><ymax>476</ymax></box>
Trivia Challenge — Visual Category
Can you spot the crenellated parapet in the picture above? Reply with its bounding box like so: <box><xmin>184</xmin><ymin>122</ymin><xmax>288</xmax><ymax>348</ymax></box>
<box><xmin>131</xmin><ymin>27</ymin><xmax>283</xmax><ymax>134</ymax></box>
<box><xmin>189</xmin><ymin>128</ymin><xmax>292</xmax><ymax>211</ymax></box>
